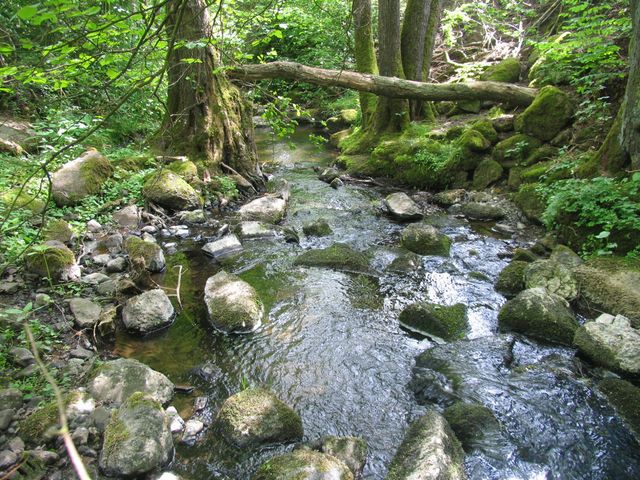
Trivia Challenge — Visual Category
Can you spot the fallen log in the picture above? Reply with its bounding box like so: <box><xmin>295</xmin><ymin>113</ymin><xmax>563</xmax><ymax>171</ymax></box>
<box><xmin>227</xmin><ymin>61</ymin><xmax>538</xmax><ymax>106</ymax></box>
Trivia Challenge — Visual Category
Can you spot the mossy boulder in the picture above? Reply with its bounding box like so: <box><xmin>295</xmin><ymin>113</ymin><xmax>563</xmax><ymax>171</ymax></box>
<box><xmin>386</xmin><ymin>410</ymin><xmax>466</xmax><ymax>480</ymax></box>
<box><xmin>401</xmin><ymin>223</ymin><xmax>451</xmax><ymax>256</ymax></box>
<box><xmin>522</xmin><ymin>145</ymin><xmax>559</xmax><ymax>167</ymax></box>
<box><xmin>457</xmin><ymin>129</ymin><xmax>491</xmax><ymax>170</ymax></box>
<box><xmin>480</xmin><ymin>58</ymin><xmax>521</xmax><ymax>83</ymax></box>
<box><xmin>456</xmin><ymin>100</ymin><xmax>482</xmax><ymax>114</ymax></box>
<box><xmin>204</xmin><ymin>270</ymin><xmax>264</xmax><ymax>333</ymax></box>
<box><xmin>495</xmin><ymin>260</ymin><xmax>528</xmax><ymax>297</ymax></box>
<box><xmin>167</xmin><ymin>159</ymin><xmax>199</xmax><ymax>184</ymax></box>
<box><xmin>459</xmin><ymin>202</ymin><xmax>505</xmax><ymax>220</ymax></box>
<box><xmin>142</xmin><ymin>169</ymin><xmax>202</xmax><ymax>211</ymax></box>
<box><xmin>498</xmin><ymin>287</ymin><xmax>578</xmax><ymax>345</ymax></box>
<box><xmin>24</xmin><ymin>241</ymin><xmax>75</xmax><ymax>280</ymax></box>
<box><xmin>52</xmin><ymin>150</ymin><xmax>113</xmax><ymax>206</ymax></box>
<box><xmin>99</xmin><ymin>392</ymin><xmax>173</xmax><ymax>478</ymax></box>
<box><xmin>516</xmin><ymin>86</ymin><xmax>574</xmax><ymax>142</ymax></box>
<box><xmin>303</xmin><ymin>218</ymin><xmax>332</xmax><ymax>237</ymax></box>
<box><xmin>470</xmin><ymin>119</ymin><xmax>499</xmax><ymax>145</ymax></box>
<box><xmin>17</xmin><ymin>401</ymin><xmax>59</xmax><ymax>444</ymax></box>
<box><xmin>493</xmin><ymin>135</ymin><xmax>542</xmax><ymax>167</ymax></box>
<box><xmin>472</xmin><ymin>159</ymin><xmax>504</xmax><ymax>190</ymax></box>
<box><xmin>399</xmin><ymin>302</ymin><xmax>468</xmax><ymax>341</ymax></box>
<box><xmin>252</xmin><ymin>449</ymin><xmax>353</xmax><ymax>480</ymax></box>
<box><xmin>43</xmin><ymin>218</ymin><xmax>73</xmax><ymax>244</ymax></box>
<box><xmin>523</xmin><ymin>259</ymin><xmax>577</xmax><ymax>301</ymax></box>
<box><xmin>512</xmin><ymin>248</ymin><xmax>538</xmax><ymax>263</ymax></box>
<box><xmin>124</xmin><ymin>236</ymin><xmax>166</xmax><ymax>273</ymax></box>
<box><xmin>519</xmin><ymin>161</ymin><xmax>552</xmax><ymax>183</ymax></box>
<box><xmin>0</xmin><ymin>189</ymin><xmax>46</xmax><ymax>215</ymax></box>
<box><xmin>215</xmin><ymin>388</ymin><xmax>303</xmax><ymax>449</ymax></box>
<box><xmin>294</xmin><ymin>243</ymin><xmax>370</xmax><ymax>273</ymax></box>
<box><xmin>319</xmin><ymin>436</ymin><xmax>367</xmax><ymax>477</ymax></box>
<box><xmin>443</xmin><ymin>402</ymin><xmax>501</xmax><ymax>450</ymax></box>
<box><xmin>598</xmin><ymin>378</ymin><xmax>640</xmax><ymax>436</ymax></box>
<box><xmin>513</xmin><ymin>183</ymin><xmax>546</xmax><ymax>223</ymax></box>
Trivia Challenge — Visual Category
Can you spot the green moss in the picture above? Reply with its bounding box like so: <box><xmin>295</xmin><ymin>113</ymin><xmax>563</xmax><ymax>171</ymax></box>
<box><xmin>348</xmin><ymin>275</ymin><xmax>383</xmax><ymax>310</ymax></box>
<box><xmin>142</xmin><ymin>169</ymin><xmax>202</xmax><ymax>211</ymax></box>
<box><xmin>457</xmin><ymin>128</ymin><xmax>491</xmax><ymax>155</ymax></box>
<box><xmin>113</xmin><ymin>155</ymin><xmax>156</xmax><ymax>172</ymax></box>
<box><xmin>401</xmin><ymin>223</ymin><xmax>451</xmax><ymax>256</ymax></box>
<box><xmin>473</xmin><ymin>159</ymin><xmax>504</xmax><ymax>190</ymax></box>
<box><xmin>495</xmin><ymin>260</ymin><xmax>528</xmax><ymax>297</ymax></box>
<box><xmin>102</xmin><ymin>410</ymin><xmax>130</xmax><ymax>459</ymax></box>
<box><xmin>24</xmin><ymin>242</ymin><xmax>75</xmax><ymax>279</ymax></box>
<box><xmin>512</xmin><ymin>248</ymin><xmax>538</xmax><ymax>263</ymax></box>
<box><xmin>513</xmin><ymin>183</ymin><xmax>546</xmax><ymax>223</ymax></box>
<box><xmin>399</xmin><ymin>302</ymin><xmax>468</xmax><ymax>340</ymax></box>
<box><xmin>18</xmin><ymin>401</ymin><xmax>59</xmax><ymax>443</ymax></box>
<box><xmin>0</xmin><ymin>189</ymin><xmax>45</xmax><ymax>214</ymax></box>
<box><xmin>78</xmin><ymin>152</ymin><xmax>113</xmax><ymax>195</ymax></box>
<box><xmin>520</xmin><ymin>161</ymin><xmax>553</xmax><ymax>183</ymax></box>
<box><xmin>469</xmin><ymin>271</ymin><xmax>490</xmax><ymax>281</ymax></box>
<box><xmin>125</xmin><ymin>236</ymin><xmax>161</xmax><ymax>265</ymax></box>
<box><xmin>516</xmin><ymin>86</ymin><xmax>574</xmax><ymax>142</ymax></box>
<box><xmin>471</xmin><ymin>119</ymin><xmax>499</xmax><ymax>144</ymax></box>
<box><xmin>302</xmin><ymin>219</ymin><xmax>332</xmax><ymax>237</ymax></box>
<box><xmin>124</xmin><ymin>391</ymin><xmax>162</xmax><ymax>410</ymax></box>
<box><xmin>493</xmin><ymin>134</ymin><xmax>542</xmax><ymax>166</ymax></box>
<box><xmin>43</xmin><ymin>219</ymin><xmax>73</xmax><ymax>244</ymax></box>
<box><xmin>456</xmin><ymin>100</ymin><xmax>482</xmax><ymax>113</ymax></box>
<box><xmin>523</xmin><ymin>145</ymin><xmax>559</xmax><ymax>167</ymax></box>
<box><xmin>598</xmin><ymin>378</ymin><xmax>640</xmax><ymax>436</ymax></box>
<box><xmin>294</xmin><ymin>243</ymin><xmax>370</xmax><ymax>273</ymax></box>
<box><xmin>167</xmin><ymin>160</ymin><xmax>199</xmax><ymax>184</ymax></box>
<box><xmin>444</xmin><ymin>402</ymin><xmax>500</xmax><ymax>450</ymax></box>
<box><xmin>480</xmin><ymin>58</ymin><xmax>521</xmax><ymax>83</ymax></box>
<box><xmin>253</xmin><ymin>449</ymin><xmax>353</xmax><ymax>480</ymax></box>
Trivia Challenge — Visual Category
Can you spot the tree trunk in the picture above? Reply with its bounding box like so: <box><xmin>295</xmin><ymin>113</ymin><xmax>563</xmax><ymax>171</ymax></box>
<box><xmin>161</xmin><ymin>0</ymin><xmax>261</xmax><ymax>183</ymax></box>
<box><xmin>401</xmin><ymin>0</ymin><xmax>432</xmax><ymax>119</ymax></box>
<box><xmin>352</xmin><ymin>0</ymin><xmax>378</xmax><ymax>128</ymax></box>
<box><xmin>228</xmin><ymin>61</ymin><xmax>538</xmax><ymax>105</ymax></box>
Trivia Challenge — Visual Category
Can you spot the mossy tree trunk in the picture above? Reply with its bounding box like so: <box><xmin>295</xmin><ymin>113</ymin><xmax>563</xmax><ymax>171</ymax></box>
<box><xmin>352</xmin><ymin>0</ymin><xmax>378</xmax><ymax>128</ymax></box>
<box><xmin>161</xmin><ymin>0</ymin><xmax>261</xmax><ymax>183</ymax></box>
<box><xmin>401</xmin><ymin>0</ymin><xmax>432</xmax><ymax>120</ymax></box>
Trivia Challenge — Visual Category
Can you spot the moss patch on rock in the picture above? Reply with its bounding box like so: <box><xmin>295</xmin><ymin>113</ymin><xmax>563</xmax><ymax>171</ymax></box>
<box><xmin>493</xmin><ymin>134</ymin><xmax>542</xmax><ymax>166</ymax></box>
<box><xmin>253</xmin><ymin>449</ymin><xmax>354</xmax><ymax>480</ymax></box>
<box><xmin>303</xmin><ymin>218</ymin><xmax>332</xmax><ymax>237</ymax></box>
<box><xmin>142</xmin><ymin>169</ymin><xmax>202</xmax><ymax>211</ymax></box>
<box><xmin>514</xmin><ymin>183</ymin><xmax>546</xmax><ymax>223</ymax></box>
<box><xmin>473</xmin><ymin>159</ymin><xmax>504</xmax><ymax>190</ymax></box>
<box><xmin>167</xmin><ymin>159</ymin><xmax>199</xmax><ymax>184</ymax></box>
<box><xmin>43</xmin><ymin>219</ymin><xmax>73</xmax><ymax>244</ymax></box>
<box><xmin>481</xmin><ymin>58</ymin><xmax>521</xmax><ymax>83</ymax></box>
<box><xmin>294</xmin><ymin>243</ymin><xmax>370</xmax><ymax>273</ymax></box>
<box><xmin>0</xmin><ymin>189</ymin><xmax>45</xmax><ymax>214</ymax></box>
<box><xmin>17</xmin><ymin>401</ymin><xmax>59</xmax><ymax>443</ymax></box>
<box><xmin>24</xmin><ymin>241</ymin><xmax>75</xmax><ymax>279</ymax></box>
<box><xmin>401</xmin><ymin>223</ymin><xmax>451</xmax><ymax>256</ymax></box>
<box><xmin>444</xmin><ymin>402</ymin><xmax>501</xmax><ymax>450</ymax></box>
<box><xmin>52</xmin><ymin>150</ymin><xmax>113</xmax><ymax>206</ymax></box>
<box><xmin>598</xmin><ymin>378</ymin><xmax>640</xmax><ymax>436</ymax></box>
<box><xmin>399</xmin><ymin>302</ymin><xmax>468</xmax><ymax>340</ymax></box>
<box><xmin>495</xmin><ymin>260</ymin><xmax>528</xmax><ymax>298</ymax></box>
<box><xmin>471</xmin><ymin>119</ymin><xmax>499</xmax><ymax>145</ymax></box>
<box><xmin>516</xmin><ymin>86</ymin><xmax>574</xmax><ymax>142</ymax></box>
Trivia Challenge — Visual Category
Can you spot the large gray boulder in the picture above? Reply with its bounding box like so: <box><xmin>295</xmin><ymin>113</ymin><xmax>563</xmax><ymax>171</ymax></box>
<box><xmin>99</xmin><ymin>393</ymin><xmax>173</xmax><ymax>478</ymax></box>
<box><xmin>89</xmin><ymin>358</ymin><xmax>174</xmax><ymax>406</ymax></box>
<box><xmin>122</xmin><ymin>289</ymin><xmax>175</xmax><ymax>335</ymax></box>
<box><xmin>239</xmin><ymin>196</ymin><xmax>287</xmax><ymax>223</ymax></box>
<box><xmin>204</xmin><ymin>271</ymin><xmax>263</xmax><ymax>333</ymax></box>
<box><xmin>386</xmin><ymin>410</ymin><xmax>466</xmax><ymax>480</ymax></box>
<box><xmin>384</xmin><ymin>193</ymin><xmax>423</xmax><ymax>221</ymax></box>
<box><xmin>573</xmin><ymin>314</ymin><xmax>640</xmax><ymax>376</ymax></box>
<box><xmin>401</xmin><ymin>223</ymin><xmax>451</xmax><ymax>256</ymax></box>
<box><xmin>252</xmin><ymin>449</ymin><xmax>353</xmax><ymax>480</ymax></box>
<box><xmin>52</xmin><ymin>150</ymin><xmax>113</xmax><ymax>206</ymax></box>
<box><xmin>215</xmin><ymin>388</ymin><xmax>303</xmax><ymax>449</ymax></box>
<box><xmin>523</xmin><ymin>259</ymin><xmax>577</xmax><ymax>301</ymax></box>
<box><xmin>498</xmin><ymin>287</ymin><xmax>578</xmax><ymax>345</ymax></box>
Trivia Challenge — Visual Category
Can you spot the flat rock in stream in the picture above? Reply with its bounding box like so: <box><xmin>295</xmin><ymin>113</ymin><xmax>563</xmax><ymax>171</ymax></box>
<box><xmin>204</xmin><ymin>270</ymin><xmax>263</xmax><ymax>333</ymax></box>
<box><xmin>236</xmin><ymin>221</ymin><xmax>280</xmax><ymax>240</ymax></box>
<box><xmin>401</xmin><ymin>223</ymin><xmax>451</xmax><ymax>256</ymax></box>
<box><xmin>239</xmin><ymin>196</ymin><xmax>287</xmax><ymax>223</ymax></box>
<box><xmin>253</xmin><ymin>449</ymin><xmax>353</xmax><ymax>480</ymax></box>
<box><xmin>399</xmin><ymin>302</ymin><xmax>468</xmax><ymax>341</ymax></box>
<box><xmin>121</xmin><ymin>289</ymin><xmax>175</xmax><ymax>335</ymax></box>
<box><xmin>294</xmin><ymin>243</ymin><xmax>370</xmax><ymax>273</ymax></box>
<box><xmin>202</xmin><ymin>234</ymin><xmax>243</xmax><ymax>259</ymax></box>
<box><xmin>384</xmin><ymin>192</ymin><xmax>423</xmax><ymax>221</ymax></box>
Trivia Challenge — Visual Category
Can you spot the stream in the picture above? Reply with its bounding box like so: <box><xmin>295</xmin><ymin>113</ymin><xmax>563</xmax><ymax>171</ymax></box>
<box><xmin>114</xmin><ymin>128</ymin><xmax>640</xmax><ymax>479</ymax></box>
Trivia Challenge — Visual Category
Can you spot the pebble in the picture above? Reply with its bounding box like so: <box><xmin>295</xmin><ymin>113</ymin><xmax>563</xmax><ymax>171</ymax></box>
<box><xmin>0</xmin><ymin>409</ymin><xmax>14</xmax><ymax>430</ymax></box>
<box><xmin>141</xmin><ymin>232</ymin><xmax>157</xmax><ymax>243</ymax></box>
<box><xmin>10</xmin><ymin>347</ymin><xmax>35</xmax><ymax>366</ymax></box>
<box><xmin>0</xmin><ymin>450</ymin><xmax>18</xmax><ymax>469</ymax></box>
<box><xmin>91</xmin><ymin>253</ymin><xmax>111</xmax><ymax>266</ymax></box>
<box><xmin>8</xmin><ymin>437</ymin><xmax>24</xmax><ymax>453</ymax></box>
<box><xmin>86</xmin><ymin>220</ymin><xmax>102</xmax><ymax>232</ymax></box>
<box><xmin>105</xmin><ymin>256</ymin><xmax>127</xmax><ymax>273</ymax></box>
<box><xmin>81</xmin><ymin>272</ymin><xmax>110</xmax><ymax>285</ymax></box>
<box><xmin>141</xmin><ymin>225</ymin><xmax>158</xmax><ymax>234</ymax></box>
<box><xmin>72</xmin><ymin>427</ymin><xmax>90</xmax><ymax>445</ymax></box>
<box><xmin>69</xmin><ymin>347</ymin><xmax>94</xmax><ymax>360</ymax></box>
<box><xmin>28</xmin><ymin>449</ymin><xmax>58</xmax><ymax>464</ymax></box>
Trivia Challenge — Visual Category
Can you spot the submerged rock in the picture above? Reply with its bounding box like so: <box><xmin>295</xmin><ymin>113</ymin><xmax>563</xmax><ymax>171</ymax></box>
<box><xmin>319</xmin><ymin>436</ymin><xmax>367</xmax><ymax>477</ymax></box>
<box><xmin>239</xmin><ymin>196</ymin><xmax>287</xmax><ymax>223</ymax></box>
<box><xmin>99</xmin><ymin>393</ymin><xmax>173</xmax><ymax>478</ymax></box>
<box><xmin>125</xmin><ymin>236</ymin><xmax>166</xmax><ymax>272</ymax></box>
<box><xmin>52</xmin><ymin>150</ymin><xmax>113</xmax><ymax>206</ymax></box>
<box><xmin>302</xmin><ymin>218</ymin><xmax>333</xmax><ymax>237</ymax></box>
<box><xmin>122</xmin><ymin>289</ymin><xmax>175</xmax><ymax>335</ymax></box>
<box><xmin>143</xmin><ymin>170</ymin><xmax>202</xmax><ymax>211</ymax></box>
<box><xmin>401</xmin><ymin>223</ymin><xmax>451</xmax><ymax>256</ymax></box>
<box><xmin>498</xmin><ymin>287</ymin><xmax>578</xmax><ymax>345</ymax></box>
<box><xmin>573</xmin><ymin>314</ymin><xmax>640</xmax><ymax>376</ymax></box>
<box><xmin>215</xmin><ymin>388</ymin><xmax>303</xmax><ymax>449</ymax></box>
<box><xmin>202</xmin><ymin>234</ymin><xmax>243</xmax><ymax>259</ymax></box>
<box><xmin>384</xmin><ymin>192</ymin><xmax>423</xmax><ymax>221</ymax></box>
<box><xmin>443</xmin><ymin>402</ymin><xmax>501</xmax><ymax>451</ymax></box>
<box><xmin>89</xmin><ymin>358</ymin><xmax>174</xmax><ymax>406</ymax></box>
<box><xmin>294</xmin><ymin>243</ymin><xmax>370</xmax><ymax>273</ymax></box>
<box><xmin>253</xmin><ymin>449</ymin><xmax>352</xmax><ymax>480</ymax></box>
<box><xmin>598</xmin><ymin>378</ymin><xmax>640</xmax><ymax>436</ymax></box>
<box><xmin>204</xmin><ymin>271</ymin><xmax>263</xmax><ymax>333</ymax></box>
<box><xmin>386</xmin><ymin>410</ymin><xmax>466</xmax><ymax>480</ymax></box>
<box><xmin>495</xmin><ymin>260</ymin><xmax>527</xmax><ymax>298</ymax></box>
<box><xmin>399</xmin><ymin>302</ymin><xmax>468</xmax><ymax>341</ymax></box>
<box><xmin>523</xmin><ymin>259</ymin><xmax>577</xmax><ymax>301</ymax></box>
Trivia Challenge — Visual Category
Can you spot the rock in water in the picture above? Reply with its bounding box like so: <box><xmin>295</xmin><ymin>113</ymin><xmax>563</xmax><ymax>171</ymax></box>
<box><xmin>122</xmin><ymin>289</ymin><xmax>175</xmax><ymax>335</ymax></box>
<box><xmin>204</xmin><ymin>271</ymin><xmax>263</xmax><ymax>333</ymax></box>
<box><xmin>302</xmin><ymin>218</ymin><xmax>333</xmax><ymax>237</ymax></box>
<box><xmin>99</xmin><ymin>393</ymin><xmax>173</xmax><ymax>477</ymax></box>
<box><xmin>52</xmin><ymin>150</ymin><xmax>113</xmax><ymax>206</ymax></box>
<box><xmin>252</xmin><ymin>449</ymin><xmax>353</xmax><ymax>480</ymax></box>
<box><xmin>237</xmin><ymin>221</ymin><xmax>279</xmax><ymax>240</ymax></box>
<box><xmin>202</xmin><ymin>234</ymin><xmax>243</xmax><ymax>259</ymax></box>
<box><xmin>573</xmin><ymin>314</ymin><xmax>640</xmax><ymax>376</ymax></box>
<box><xmin>495</xmin><ymin>260</ymin><xmax>528</xmax><ymax>298</ymax></box>
<box><xmin>89</xmin><ymin>358</ymin><xmax>174</xmax><ymax>406</ymax></box>
<box><xmin>239</xmin><ymin>196</ymin><xmax>287</xmax><ymax>223</ymax></box>
<box><xmin>459</xmin><ymin>202</ymin><xmax>505</xmax><ymax>221</ymax></box>
<box><xmin>386</xmin><ymin>410</ymin><xmax>466</xmax><ymax>480</ymax></box>
<box><xmin>384</xmin><ymin>192</ymin><xmax>423</xmax><ymax>221</ymax></box>
<box><xmin>319</xmin><ymin>436</ymin><xmax>367</xmax><ymax>477</ymax></box>
<box><xmin>294</xmin><ymin>243</ymin><xmax>370</xmax><ymax>273</ymax></box>
<box><xmin>125</xmin><ymin>236</ymin><xmax>166</xmax><ymax>272</ymax></box>
<box><xmin>215</xmin><ymin>388</ymin><xmax>303</xmax><ymax>448</ymax></box>
<box><xmin>498</xmin><ymin>287</ymin><xmax>578</xmax><ymax>345</ymax></box>
<box><xmin>523</xmin><ymin>259</ymin><xmax>577</xmax><ymax>301</ymax></box>
<box><xmin>401</xmin><ymin>223</ymin><xmax>451</xmax><ymax>256</ymax></box>
<box><xmin>399</xmin><ymin>302</ymin><xmax>468</xmax><ymax>341</ymax></box>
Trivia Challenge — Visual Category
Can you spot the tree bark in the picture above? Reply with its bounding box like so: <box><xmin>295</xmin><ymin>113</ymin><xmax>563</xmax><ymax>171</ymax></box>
<box><xmin>401</xmin><ymin>0</ymin><xmax>432</xmax><ymax>119</ymax></box>
<box><xmin>161</xmin><ymin>0</ymin><xmax>261</xmax><ymax>182</ymax></box>
<box><xmin>352</xmin><ymin>0</ymin><xmax>378</xmax><ymax>128</ymax></box>
<box><xmin>228</xmin><ymin>61</ymin><xmax>538</xmax><ymax>106</ymax></box>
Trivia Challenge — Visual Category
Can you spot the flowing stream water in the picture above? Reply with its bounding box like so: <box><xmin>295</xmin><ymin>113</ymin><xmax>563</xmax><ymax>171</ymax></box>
<box><xmin>114</xmin><ymin>128</ymin><xmax>640</xmax><ymax>479</ymax></box>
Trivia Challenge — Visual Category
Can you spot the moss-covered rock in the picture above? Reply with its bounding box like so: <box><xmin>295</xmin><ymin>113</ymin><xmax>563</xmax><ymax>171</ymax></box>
<box><xmin>216</xmin><ymin>388</ymin><xmax>303</xmax><ymax>449</ymax></box>
<box><xmin>549</xmin><ymin>244</ymin><xmax>582</xmax><ymax>269</ymax></box>
<box><xmin>443</xmin><ymin>402</ymin><xmax>501</xmax><ymax>450</ymax></box>
<box><xmin>598</xmin><ymin>378</ymin><xmax>640</xmax><ymax>436</ymax></box>
<box><xmin>456</xmin><ymin>100</ymin><xmax>482</xmax><ymax>114</ymax></box>
<box><xmin>52</xmin><ymin>150</ymin><xmax>113</xmax><ymax>206</ymax></box>
<box><xmin>112</xmin><ymin>154</ymin><xmax>155</xmax><ymax>172</ymax></box>
<box><xmin>472</xmin><ymin>159</ymin><xmax>504</xmax><ymax>190</ymax></box>
<box><xmin>124</xmin><ymin>236</ymin><xmax>165</xmax><ymax>273</ymax></box>
<box><xmin>0</xmin><ymin>189</ymin><xmax>46</xmax><ymax>215</ymax></box>
<box><xmin>252</xmin><ymin>449</ymin><xmax>353</xmax><ymax>480</ymax></box>
<box><xmin>459</xmin><ymin>202</ymin><xmax>505</xmax><ymax>220</ymax></box>
<box><xmin>457</xmin><ymin>129</ymin><xmax>492</xmax><ymax>155</ymax></box>
<box><xmin>17</xmin><ymin>401</ymin><xmax>59</xmax><ymax>444</ymax></box>
<box><xmin>523</xmin><ymin>145</ymin><xmax>559</xmax><ymax>167</ymax></box>
<box><xmin>24</xmin><ymin>241</ymin><xmax>75</xmax><ymax>280</ymax></box>
<box><xmin>167</xmin><ymin>159</ymin><xmax>199</xmax><ymax>185</ymax></box>
<box><xmin>401</xmin><ymin>223</ymin><xmax>451</xmax><ymax>256</ymax></box>
<box><xmin>319</xmin><ymin>436</ymin><xmax>367</xmax><ymax>477</ymax></box>
<box><xmin>294</xmin><ymin>243</ymin><xmax>370</xmax><ymax>273</ymax></box>
<box><xmin>513</xmin><ymin>183</ymin><xmax>546</xmax><ymax>223</ymax></box>
<box><xmin>512</xmin><ymin>248</ymin><xmax>538</xmax><ymax>263</ymax></box>
<box><xmin>493</xmin><ymin>135</ymin><xmax>542</xmax><ymax>167</ymax></box>
<box><xmin>495</xmin><ymin>260</ymin><xmax>528</xmax><ymax>297</ymax></box>
<box><xmin>434</xmin><ymin>189</ymin><xmax>467</xmax><ymax>207</ymax></box>
<box><xmin>498</xmin><ymin>287</ymin><xmax>578</xmax><ymax>345</ymax></box>
<box><xmin>524</xmin><ymin>259</ymin><xmax>578</xmax><ymax>301</ymax></box>
<box><xmin>480</xmin><ymin>58</ymin><xmax>521</xmax><ymax>83</ymax></box>
<box><xmin>330</xmin><ymin>129</ymin><xmax>351</xmax><ymax>148</ymax></box>
<box><xmin>399</xmin><ymin>302</ymin><xmax>468</xmax><ymax>340</ymax></box>
<box><xmin>142</xmin><ymin>169</ymin><xmax>202</xmax><ymax>211</ymax></box>
<box><xmin>519</xmin><ymin>161</ymin><xmax>552</xmax><ymax>183</ymax></box>
<box><xmin>387</xmin><ymin>410</ymin><xmax>466</xmax><ymax>480</ymax></box>
<box><xmin>303</xmin><ymin>218</ymin><xmax>332</xmax><ymax>237</ymax></box>
<box><xmin>516</xmin><ymin>86</ymin><xmax>574</xmax><ymax>142</ymax></box>
<box><xmin>470</xmin><ymin>119</ymin><xmax>499</xmax><ymax>145</ymax></box>
<box><xmin>43</xmin><ymin>218</ymin><xmax>73</xmax><ymax>244</ymax></box>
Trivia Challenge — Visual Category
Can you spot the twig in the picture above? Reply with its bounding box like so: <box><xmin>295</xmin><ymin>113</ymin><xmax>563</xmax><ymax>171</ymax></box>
<box><xmin>174</xmin><ymin>264</ymin><xmax>184</xmax><ymax>310</ymax></box>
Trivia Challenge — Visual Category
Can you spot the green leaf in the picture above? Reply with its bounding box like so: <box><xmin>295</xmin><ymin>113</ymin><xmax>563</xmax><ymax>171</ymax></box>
<box><xmin>17</xmin><ymin>5</ymin><xmax>38</xmax><ymax>21</ymax></box>
<box><xmin>595</xmin><ymin>230</ymin><xmax>610</xmax><ymax>239</ymax></box>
